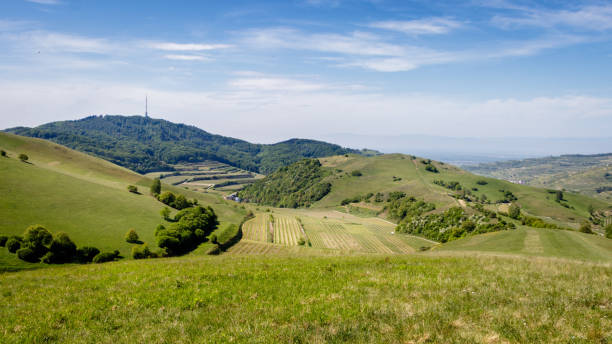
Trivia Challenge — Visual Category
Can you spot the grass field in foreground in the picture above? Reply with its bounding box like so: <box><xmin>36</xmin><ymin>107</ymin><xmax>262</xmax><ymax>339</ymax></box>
<box><xmin>0</xmin><ymin>254</ymin><xmax>610</xmax><ymax>343</ymax></box>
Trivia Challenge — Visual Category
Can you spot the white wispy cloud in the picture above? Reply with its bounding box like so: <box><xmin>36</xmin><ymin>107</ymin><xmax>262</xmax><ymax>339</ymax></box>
<box><xmin>147</xmin><ymin>42</ymin><xmax>232</xmax><ymax>51</ymax></box>
<box><xmin>25</xmin><ymin>0</ymin><xmax>62</xmax><ymax>5</ymax></box>
<box><xmin>1</xmin><ymin>79</ymin><xmax>610</xmax><ymax>141</ymax></box>
<box><xmin>16</xmin><ymin>31</ymin><xmax>113</xmax><ymax>53</ymax></box>
<box><xmin>228</xmin><ymin>77</ymin><xmax>327</xmax><ymax>92</ymax></box>
<box><xmin>369</xmin><ymin>18</ymin><xmax>463</xmax><ymax>35</ymax></box>
<box><xmin>0</xmin><ymin>20</ymin><xmax>36</xmax><ymax>32</ymax></box>
<box><xmin>492</xmin><ymin>4</ymin><xmax>612</xmax><ymax>31</ymax></box>
<box><xmin>241</xmin><ymin>27</ymin><xmax>583</xmax><ymax>72</ymax></box>
<box><xmin>163</xmin><ymin>54</ymin><xmax>209</xmax><ymax>61</ymax></box>
<box><xmin>242</xmin><ymin>28</ymin><xmax>405</xmax><ymax>56</ymax></box>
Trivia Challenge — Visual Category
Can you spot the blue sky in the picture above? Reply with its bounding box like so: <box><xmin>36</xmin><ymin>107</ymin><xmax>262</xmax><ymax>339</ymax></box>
<box><xmin>0</xmin><ymin>0</ymin><xmax>611</xmax><ymax>148</ymax></box>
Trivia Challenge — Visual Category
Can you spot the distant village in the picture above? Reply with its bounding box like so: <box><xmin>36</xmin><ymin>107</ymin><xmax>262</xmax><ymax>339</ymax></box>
<box><xmin>223</xmin><ymin>193</ymin><xmax>243</xmax><ymax>202</ymax></box>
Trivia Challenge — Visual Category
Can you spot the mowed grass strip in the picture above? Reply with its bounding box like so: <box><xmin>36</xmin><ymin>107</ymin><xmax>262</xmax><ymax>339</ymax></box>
<box><xmin>0</xmin><ymin>254</ymin><xmax>610</xmax><ymax>343</ymax></box>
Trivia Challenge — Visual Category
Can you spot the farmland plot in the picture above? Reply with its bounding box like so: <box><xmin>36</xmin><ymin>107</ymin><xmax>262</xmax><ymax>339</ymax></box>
<box><xmin>242</xmin><ymin>214</ymin><xmax>269</xmax><ymax>242</ymax></box>
<box><xmin>273</xmin><ymin>216</ymin><xmax>303</xmax><ymax>246</ymax></box>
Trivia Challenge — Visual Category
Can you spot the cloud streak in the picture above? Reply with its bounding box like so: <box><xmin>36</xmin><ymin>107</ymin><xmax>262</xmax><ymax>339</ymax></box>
<box><xmin>492</xmin><ymin>4</ymin><xmax>612</xmax><ymax>31</ymax></box>
<box><xmin>147</xmin><ymin>42</ymin><xmax>232</xmax><ymax>51</ymax></box>
<box><xmin>369</xmin><ymin>18</ymin><xmax>463</xmax><ymax>35</ymax></box>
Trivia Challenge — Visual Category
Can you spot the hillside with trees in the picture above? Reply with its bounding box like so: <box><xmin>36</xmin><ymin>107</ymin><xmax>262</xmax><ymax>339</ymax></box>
<box><xmin>238</xmin><ymin>159</ymin><xmax>332</xmax><ymax>208</ymax></box>
<box><xmin>5</xmin><ymin>115</ymin><xmax>361</xmax><ymax>174</ymax></box>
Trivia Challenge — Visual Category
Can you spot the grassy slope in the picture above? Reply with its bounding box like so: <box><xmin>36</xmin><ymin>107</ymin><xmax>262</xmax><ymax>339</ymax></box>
<box><xmin>435</xmin><ymin>226</ymin><xmax>612</xmax><ymax>262</ymax></box>
<box><xmin>0</xmin><ymin>133</ymin><xmax>245</xmax><ymax>270</ymax></box>
<box><xmin>0</xmin><ymin>254</ymin><xmax>609</xmax><ymax>343</ymax></box>
<box><xmin>316</xmin><ymin>154</ymin><xmax>611</xmax><ymax>227</ymax></box>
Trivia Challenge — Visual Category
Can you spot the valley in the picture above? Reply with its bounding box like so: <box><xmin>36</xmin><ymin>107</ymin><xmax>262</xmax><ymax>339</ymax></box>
<box><xmin>1</xmin><ymin>121</ymin><xmax>611</xmax><ymax>343</ymax></box>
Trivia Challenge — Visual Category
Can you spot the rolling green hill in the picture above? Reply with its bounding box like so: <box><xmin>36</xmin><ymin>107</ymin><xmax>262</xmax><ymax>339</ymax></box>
<box><xmin>0</xmin><ymin>132</ymin><xmax>245</xmax><ymax>271</ymax></box>
<box><xmin>5</xmin><ymin>115</ymin><xmax>361</xmax><ymax>174</ymax></box>
<box><xmin>464</xmin><ymin>153</ymin><xmax>612</xmax><ymax>201</ymax></box>
<box><xmin>435</xmin><ymin>226</ymin><xmax>612</xmax><ymax>262</ymax></box>
<box><xmin>244</xmin><ymin>154</ymin><xmax>610</xmax><ymax>228</ymax></box>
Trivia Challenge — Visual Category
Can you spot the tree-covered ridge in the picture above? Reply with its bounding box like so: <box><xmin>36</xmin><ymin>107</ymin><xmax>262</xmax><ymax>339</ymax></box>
<box><xmin>238</xmin><ymin>159</ymin><xmax>332</xmax><ymax>208</ymax></box>
<box><xmin>6</xmin><ymin>115</ymin><xmax>359</xmax><ymax>174</ymax></box>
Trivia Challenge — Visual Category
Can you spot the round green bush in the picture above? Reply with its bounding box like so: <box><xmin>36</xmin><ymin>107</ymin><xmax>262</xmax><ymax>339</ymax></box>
<box><xmin>23</xmin><ymin>225</ymin><xmax>52</xmax><ymax>256</ymax></box>
<box><xmin>41</xmin><ymin>252</ymin><xmax>56</xmax><ymax>264</ymax></box>
<box><xmin>49</xmin><ymin>232</ymin><xmax>77</xmax><ymax>263</ymax></box>
<box><xmin>17</xmin><ymin>247</ymin><xmax>39</xmax><ymax>263</ymax></box>
<box><xmin>0</xmin><ymin>235</ymin><xmax>8</xmax><ymax>247</ymax></box>
<box><xmin>76</xmin><ymin>246</ymin><xmax>100</xmax><ymax>263</ymax></box>
<box><xmin>125</xmin><ymin>229</ymin><xmax>140</xmax><ymax>243</ymax></box>
<box><xmin>132</xmin><ymin>244</ymin><xmax>151</xmax><ymax>259</ymax></box>
<box><xmin>92</xmin><ymin>252</ymin><xmax>117</xmax><ymax>264</ymax></box>
<box><xmin>6</xmin><ymin>238</ymin><xmax>21</xmax><ymax>253</ymax></box>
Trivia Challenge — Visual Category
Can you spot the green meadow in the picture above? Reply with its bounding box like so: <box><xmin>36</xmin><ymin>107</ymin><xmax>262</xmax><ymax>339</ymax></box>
<box><xmin>0</xmin><ymin>254</ymin><xmax>609</xmax><ymax>343</ymax></box>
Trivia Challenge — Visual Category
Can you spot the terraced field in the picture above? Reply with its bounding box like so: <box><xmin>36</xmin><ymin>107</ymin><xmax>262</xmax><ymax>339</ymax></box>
<box><xmin>145</xmin><ymin>161</ymin><xmax>263</xmax><ymax>193</ymax></box>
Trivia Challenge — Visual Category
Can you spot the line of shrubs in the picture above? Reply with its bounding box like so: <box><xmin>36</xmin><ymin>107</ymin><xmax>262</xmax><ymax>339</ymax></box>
<box><xmin>0</xmin><ymin>225</ymin><xmax>120</xmax><ymax>264</ymax></box>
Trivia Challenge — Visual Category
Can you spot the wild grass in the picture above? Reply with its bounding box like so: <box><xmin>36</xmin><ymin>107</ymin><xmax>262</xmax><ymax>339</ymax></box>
<box><xmin>0</xmin><ymin>254</ymin><xmax>609</xmax><ymax>343</ymax></box>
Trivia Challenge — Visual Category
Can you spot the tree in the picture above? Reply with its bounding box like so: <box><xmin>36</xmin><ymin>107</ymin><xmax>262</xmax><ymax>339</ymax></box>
<box><xmin>158</xmin><ymin>191</ymin><xmax>175</xmax><ymax>206</ymax></box>
<box><xmin>155</xmin><ymin>206</ymin><xmax>218</xmax><ymax>256</ymax></box>
<box><xmin>1</xmin><ymin>150</ymin><xmax>6</xmax><ymax>157</ymax></box>
<box><xmin>555</xmin><ymin>190</ymin><xmax>564</xmax><ymax>202</ymax></box>
<box><xmin>18</xmin><ymin>153</ymin><xmax>28</xmax><ymax>162</ymax></box>
<box><xmin>125</xmin><ymin>229</ymin><xmax>140</xmax><ymax>243</ymax></box>
<box><xmin>48</xmin><ymin>232</ymin><xmax>77</xmax><ymax>263</ymax></box>
<box><xmin>579</xmin><ymin>222</ymin><xmax>593</xmax><ymax>234</ymax></box>
<box><xmin>508</xmin><ymin>204</ymin><xmax>521</xmax><ymax>219</ymax></box>
<box><xmin>160</xmin><ymin>207</ymin><xmax>171</xmax><ymax>220</ymax></box>
<box><xmin>92</xmin><ymin>251</ymin><xmax>118</xmax><ymax>263</ymax></box>
<box><xmin>0</xmin><ymin>236</ymin><xmax>7</xmax><ymax>247</ymax></box>
<box><xmin>127</xmin><ymin>185</ymin><xmax>138</xmax><ymax>193</ymax></box>
<box><xmin>150</xmin><ymin>178</ymin><xmax>161</xmax><ymax>195</ymax></box>
<box><xmin>132</xmin><ymin>244</ymin><xmax>151</xmax><ymax>259</ymax></box>
<box><xmin>351</xmin><ymin>170</ymin><xmax>363</xmax><ymax>177</ymax></box>
<box><xmin>23</xmin><ymin>225</ymin><xmax>53</xmax><ymax>256</ymax></box>
<box><xmin>6</xmin><ymin>238</ymin><xmax>21</xmax><ymax>253</ymax></box>
<box><xmin>605</xmin><ymin>224</ymin><xmax>612</xmax><ymax>239</ymax></box>
<box><xmin>17</xmin><ymin>247</ymin><xmax>39</xmax><ymax>263</ymax></box>
<box><xmin>173</xmin><ymin>194</ymin><xmax>191</xmax><ymax>210</ymax></box>
<box><xmin>76</xmin><ymin>246</ymin><xmax>100</xmax><ymax>263</ymax></box>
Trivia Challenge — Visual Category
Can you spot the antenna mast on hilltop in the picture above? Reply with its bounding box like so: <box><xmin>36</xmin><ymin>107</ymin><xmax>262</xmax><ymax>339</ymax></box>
<box><xmin>145</xmin><ymin>95</ymin><xmax>149</xmax><ymax>118</ymax></box>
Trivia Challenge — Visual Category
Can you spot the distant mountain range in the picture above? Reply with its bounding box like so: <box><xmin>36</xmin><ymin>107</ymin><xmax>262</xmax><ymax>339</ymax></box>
<box><xmin>5</xmin><ymin>115</ymin><xmax>368</xmax><ymax>174</ymax></box>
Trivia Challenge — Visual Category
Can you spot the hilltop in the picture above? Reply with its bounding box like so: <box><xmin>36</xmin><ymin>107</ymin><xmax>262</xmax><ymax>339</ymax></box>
<box><xmin>464</xmin><ymin>153</ymin><xmax>612</xmax><ymax>201</ymax></box>
<box><xmin>5</xmin><ymin>115</ymin><xmax>363</xmax><ymax>174</ymax></box>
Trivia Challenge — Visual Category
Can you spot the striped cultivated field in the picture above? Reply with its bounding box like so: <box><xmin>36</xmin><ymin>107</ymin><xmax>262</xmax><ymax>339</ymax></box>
<box><xmin>273</xmin><ymin>215</ymin><xmax>304</xmax><ymax>246</ymax></box>
<box><xmin>299</xmin><ymin>217</ymin><xmax>431</xmax><ymax>254</ymax></box>
<box><xmin>241</xmin><ymin>214</ymin><xmax>269</xmax><ymax>242</ymax></box>
<box><xmin>241</xmin><ymin>214</ymin><xmax>305</xmax><ymax>246</ymax></box>
<box><xmin>227</xmin><ymin>240</ymin><xmax>289</xmax><ymax>255</ymax></box>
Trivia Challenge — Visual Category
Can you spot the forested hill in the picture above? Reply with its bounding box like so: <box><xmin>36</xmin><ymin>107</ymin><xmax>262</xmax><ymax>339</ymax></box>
<box><xmin>5</xmin><ymin>115</ymin><xmax>361</xmax><ymax>174</ymax></box>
